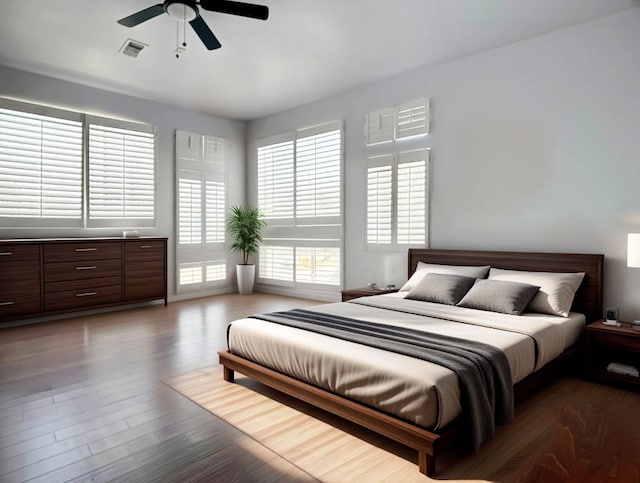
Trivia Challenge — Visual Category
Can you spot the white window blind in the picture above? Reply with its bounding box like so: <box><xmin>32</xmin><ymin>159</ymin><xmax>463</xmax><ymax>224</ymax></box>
<box><xmin>257</xmin><ymin>122</ymin><xmax>343</xmax><ymax>295</ymax></box>
<box><xmin>0</xmin><ymin>102</ymin><xmax>83</xmax><ymax>226</ymax></box>
<box><xmin>205</xmin><ymin>180</ymin><xmax>225</xmax><ymax>244</ymax></box>
<box><xmin>206</xmin><ymin>260</ymin><xmax>226</xmax><ymax>282</ymax></box>
<box><xmin>178</xmin><ymin>174</ymin><xmax>202</xmax><ymax>245</ymax></box>
<box><xmin>365</xmin><ymin>98</ymin><xmax>430</xmax><ymax>146</ymax></box>
<box><xmin>366</xmin><ymin>157</ymin><xmax>393</xmax><ymax>245</ymax></box>
<box><xmin>366</xmin><ymin>149</ymin><xmax>428</xmax><ymax>248</ymax></box>
<box><xmin>259</xmin><ymin>245</ymin><xmax>294</xmax><ymax>282</ymax></box>
<box><xmin>179</xmin><ymin>264</ymin><xmax>203</xmax><ymax>286</ymax></box>
<box><xmin>296</xmin><ymin>128</ymin><xmax>341</xmax><ymax>222</ymax></box>
<box><xmin>396</xmin><ymin>98</ymin><xmax>430</xmax><ymax>139</ymax></box>
<box><xmin>257</xmin><ymin>138</ymin><xmax>294</xmax><ymax>221</ymax></box>
<box><xmin>88</xmin><ymin>120</ymin><xmax>155</xmax><ymax>227</ymax></box>
<box><xmin>176</xmin><ymin>131</ymin><xmax>227</xmax><ymax>292</ymax></box>
<box><xmin>296</xmin><ymin>247</ymin><xmax>340</xmax><ymax>286</ymax></box>
<box><xmin>365</xmin><ymin>107</ymin><xmax>394</xmax><ymax>145</ymax></box>
<box><xmin>397</xmin><ymin>151</ymin><xmax>427</xmax><ymax>245</ymax></box>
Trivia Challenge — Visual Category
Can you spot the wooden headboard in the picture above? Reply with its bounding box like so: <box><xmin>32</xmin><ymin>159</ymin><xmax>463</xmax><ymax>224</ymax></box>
<box><xmin>408</xmin><ymin>249</ymin><xmax>604</xmax><ymax>323</ymax></box>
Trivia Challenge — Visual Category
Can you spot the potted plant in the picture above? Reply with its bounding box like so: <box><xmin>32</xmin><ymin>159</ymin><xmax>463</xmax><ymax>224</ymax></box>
<box><xmin>227</xmin><ymin>205</ymin><xmax>267</xmax><ymax>294</ymax></box>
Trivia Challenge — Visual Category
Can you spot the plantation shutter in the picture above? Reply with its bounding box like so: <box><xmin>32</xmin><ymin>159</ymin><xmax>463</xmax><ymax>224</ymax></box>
<box><xmin>178</xmin><ymin>171</ymin><xmax>202</xmax><ymax>245</ymax></box>
<box><xmin>295</xmin><ymin>124</ymin><xmax>341</xmax><ymax>224</ymax></box>
<box><xmin>365</xmin><ymin>107</ymin><xmax>394</xmax><ymax>145</ymax></box>
<box><xmin>87</xmin><ymin>117</ymin><xmax>156</xmax><ymax>227</ymax></box>
<box><xmin>259</xmin><ymin>245</ymin><xmax>294</xmax><ymax>283</ymax></box>
<box><xmin>176</xmin><ymin>131</ymin><xmax>227</xmax><ymax>292</ymax></box>
<box><xmin>204</xmin><ymin>135</ymin><xmax>226</xmax><ymax>245</ymax></box>
<box><xmin>257</xmin><ymin>122</ymin><xmax>342</xmax><ymax>294</ymax></box>
<box><xmin>397</xmin><ymin>150</ymin><xmax>428</xmax><ymax>245</ymax></box>
<box><xmin>295</xmin><ymin>247</ymin><xmax>340</xmax><ymax>286</ymax></box>
<box><xmin>0</xmin><ymin>100</ymin><xmax>83</xmax><ymax>226</ymax></box>
<box><xmin>366</xmin><ymin>155</ymin><xmax>393</xmax><ymax>246</ymax></box>
<box><xmin>257</xmin><ymin>136</ymin><xmax>294</xmax><ymax>223</ymax></box>
<box><xmin>396</xmin><ymin>98</ymin><xmax>429</xmax><ymax>140</ymax></box>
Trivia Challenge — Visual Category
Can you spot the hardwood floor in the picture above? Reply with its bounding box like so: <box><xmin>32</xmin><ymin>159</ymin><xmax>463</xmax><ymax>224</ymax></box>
<box><xmin>0</xmin><ymin>294</ymin><xmax>319</xmax><ymax>482</ymax></box>
<box><xmin>2</xmin><ymin>294</ymin><xmax>640</xmax><ymax>482</ymax></box>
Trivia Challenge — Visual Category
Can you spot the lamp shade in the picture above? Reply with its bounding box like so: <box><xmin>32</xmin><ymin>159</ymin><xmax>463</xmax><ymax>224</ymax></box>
<box><xmin>628</xmin><ymin>233</ymin><xmax>640</xmax><ymax>268</ymax></box>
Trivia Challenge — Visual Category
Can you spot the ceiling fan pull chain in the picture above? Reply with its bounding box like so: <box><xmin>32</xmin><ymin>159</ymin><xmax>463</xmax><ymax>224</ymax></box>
<box><xmin>183</xmin><ymin>5</ymin><xmax>187</xmax><ymax>47</ymax></box>
<box><xmin>176</xmin><ymin>20</ymin><xmax>180</xmax><ymax>58</ymax></box>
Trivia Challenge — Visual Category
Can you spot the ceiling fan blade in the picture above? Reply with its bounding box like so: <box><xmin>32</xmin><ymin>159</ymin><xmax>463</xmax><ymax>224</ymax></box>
<box><xmin>199</xmin><ymin>0</ymin><xmax>269</xmax><ymax>20</ymax></box>
<box><xmin>118</xmin><ymin>4</ymin><xmax>165</xmax><ymax>27</ymax></box>
<box><xmin>189</xmin><ymin>15</ymin><xmax>222</xmax><ymax>50</ymax></box>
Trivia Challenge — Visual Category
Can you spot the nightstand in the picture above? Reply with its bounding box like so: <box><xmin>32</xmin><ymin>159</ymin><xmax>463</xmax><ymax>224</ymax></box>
<box><xmin>341</xmin><ymin>286</ymin><xmax>399</xmax><ymax>302</ymax></box>
<box><xmin>584</xmin><ymin>320</ymin><xmax>640</xmax><ymax>390</ymax></box>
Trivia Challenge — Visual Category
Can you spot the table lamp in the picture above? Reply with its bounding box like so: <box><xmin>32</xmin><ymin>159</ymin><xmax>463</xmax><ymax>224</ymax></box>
<box><xmin>628</xmin><ymin>233</ymin><xmax>640</xmax><ymax>329</ymax></box>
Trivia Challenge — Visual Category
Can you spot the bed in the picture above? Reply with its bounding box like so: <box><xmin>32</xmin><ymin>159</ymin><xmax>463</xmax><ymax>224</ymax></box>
<box><xmin>219</xmin><ymin>248</ymin><xmax>604</xmax><ymax>476</ymax></box>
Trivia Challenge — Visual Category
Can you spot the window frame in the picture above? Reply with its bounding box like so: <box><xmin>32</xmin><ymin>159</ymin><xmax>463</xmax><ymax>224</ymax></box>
<box><xmin>0</xmin><ymin>98</ymin><xmax>84</xmax><ymax>228</ymax></box>
<box><xmin>86</xmin><ymin>115</ymin><xmax>157</xmax><ymax>229</ymax></box>
<box><xmin>0</xmin><ymin>98</ymin><xmax>157</xmax><ymax>230</ymax></box>
<box><xmin>365</xmin><ymin>148</ymin><xmax>430</xmax><ymax>251</ymax></box>
<box><xmin>256</xmin><ymin>120</ymin><xmax>344</xmax><ymax>294</ymax></box>
<box><xmin>175</xmin><ymin>130</ymin><xmax>228</xmax><ymax>293</ymax></box>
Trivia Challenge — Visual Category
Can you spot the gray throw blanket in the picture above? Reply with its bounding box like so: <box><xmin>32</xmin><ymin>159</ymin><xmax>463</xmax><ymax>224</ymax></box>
<box><xmin>248</xmin><ymin>308</ymin><xmax>514</xmax><ymax>450</ymax></box>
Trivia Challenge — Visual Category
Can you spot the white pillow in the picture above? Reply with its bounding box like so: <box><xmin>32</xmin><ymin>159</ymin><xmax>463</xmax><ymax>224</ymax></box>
<box><xmin>488</xmin><ymin>268</ymin><xmax>585</xmax><ymax>317</ymax></box>
<box><xmin>400</xmin><ymin>262</ymin><xmax>490</xmax><ymax>292</ymax></box>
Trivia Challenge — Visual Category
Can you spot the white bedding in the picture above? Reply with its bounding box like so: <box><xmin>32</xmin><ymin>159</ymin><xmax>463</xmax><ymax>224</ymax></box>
<box><xmin>226</xmin><ymin>293</ymin><xmax>585</xmax><ymax>430</ymax></box>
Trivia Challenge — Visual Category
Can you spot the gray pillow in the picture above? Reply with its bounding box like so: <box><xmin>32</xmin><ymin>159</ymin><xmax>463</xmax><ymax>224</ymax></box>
<box><xmin>456</xmin><ymin>279</ymin><xmax>540</xmax><ymax>315</ymax></box>
<box><xmin>406</xmin><ymin>273</ymin><xmax>476</xmax><ymax>305</ymax></box>
<box><xmin>400</xmin><ymin>263</ymin><xmax>490</xmax><ymax>292</ymax></box>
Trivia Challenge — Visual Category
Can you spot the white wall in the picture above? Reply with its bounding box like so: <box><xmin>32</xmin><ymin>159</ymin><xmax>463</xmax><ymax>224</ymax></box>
<box><xmin>0</xmin><ymin>65</ymin><xmax>246</xmax><ymax>301</ymax></box>
<box><xmin>247</xmin><ymin>8</ymin><xmax>640</xmax><ymax>319</ymax></box>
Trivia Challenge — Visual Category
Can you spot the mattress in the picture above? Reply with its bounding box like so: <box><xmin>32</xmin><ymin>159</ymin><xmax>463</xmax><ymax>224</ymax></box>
<box><xmin>227</xmin><ymin>293</ymin><xmax>585</xmax><ymax>431</ymax></box>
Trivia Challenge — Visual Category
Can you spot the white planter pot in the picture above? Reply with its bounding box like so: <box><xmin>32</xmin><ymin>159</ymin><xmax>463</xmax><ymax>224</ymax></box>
<box><xmin>236</xmin><ymin>264</ymin><xmax>256</xmax><ymax>295</ymax></box>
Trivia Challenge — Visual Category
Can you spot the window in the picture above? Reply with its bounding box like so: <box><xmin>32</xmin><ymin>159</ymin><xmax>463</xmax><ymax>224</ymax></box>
<box><xmin>367</xmin><ymin>149</ymin><xmax>429</xmax><ymax>249</ymax></box>
<box><xmin>396</xmin><ymin>151</ymin><xmax>427</xmax><ymax>244</ymax></box>
<box><xmin>176</xmin><ymin>131</ymin><xmax>227</xmax><ymax>292</ymax></box>
<box><xmin>365</xmin><ymin>98</ymin><xmax>429</xmax><ymax>145</ymax></box>
<box><xmin>366</xmin><ymin>156</ymin><xmax>393</xmax><ymax>245</ymax></box>
<box><xmin>0</xmin><ymin>99</ymin><xmax>83</xmax><ymax>227</ymax></box>
<box><xmin>257</xmin><ymin>136</ymin><xmax>294</xmax><ymax>221</ymax></box>
<box><xmin>0</xmin><ymin>98</ymin><xmax>156</xmax><ymax>229</ymax></box>
<box><xmin>365</xmin><ymin>98</ymin><xmax>430</xmax><ymax>250</ymax></box>
<box><xmin>396</xmin><ymin>98</ymin><xmax>430</xmax><ymax>140</ymax></box>
<box><xmin>87</xmin><ymin>117</ymin><xmax>156</xmax><ymax>227</ymax></box>
<box><xmin>259</xmin><ymin>245</ymin><xmax>294</xmax><ymax>282</ymax></box>
<box><xmin>257</xmin><ymin>121</ymin><xmax>342</xmax><ymax>294</ymax></box>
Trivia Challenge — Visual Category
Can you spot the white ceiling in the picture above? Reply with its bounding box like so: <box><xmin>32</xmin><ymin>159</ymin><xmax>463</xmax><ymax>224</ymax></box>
<box><xmin>0</xmin><ymin>0</ymin><xmax>636</xmax><ymax>120</ymax></box>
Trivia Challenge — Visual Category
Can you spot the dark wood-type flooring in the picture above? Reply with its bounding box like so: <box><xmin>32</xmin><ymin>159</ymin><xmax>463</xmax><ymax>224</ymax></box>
<box><xmin>1</xmin><ymin>294</ymin><xmax>639</xmax><ymax>482</ymax></box>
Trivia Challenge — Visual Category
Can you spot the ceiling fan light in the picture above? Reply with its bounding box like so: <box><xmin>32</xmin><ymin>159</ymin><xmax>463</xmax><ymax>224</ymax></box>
<box><xmin>166</xmin><ymin>1</ymin><xmax>198</xmax><ymax>21</ymax></box>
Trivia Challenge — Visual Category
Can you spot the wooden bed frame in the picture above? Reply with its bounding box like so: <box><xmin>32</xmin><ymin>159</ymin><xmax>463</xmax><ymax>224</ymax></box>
<box><xmin>219</xmin><ymin>248</ymin><xmax>604</xmax><ymax>476</ymax></box>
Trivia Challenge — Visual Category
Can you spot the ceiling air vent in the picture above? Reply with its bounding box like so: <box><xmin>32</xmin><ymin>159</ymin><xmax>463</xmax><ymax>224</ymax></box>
<box><xmin>120</xmin><ymin>39</ymin><xmax>148</xmax><ymax>58</ymax></box>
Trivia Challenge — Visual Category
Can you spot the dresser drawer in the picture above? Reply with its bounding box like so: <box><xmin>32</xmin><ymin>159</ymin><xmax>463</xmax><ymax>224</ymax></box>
<box><xmin>44</xmin><ymin>259</ymin><xmax>122</xmax><ymax>283</ymax></box>
<box><xmin>0</xmin><ymin>260</ymin><xmax>40</xmax><ymax>283</ymax></box>
<box><xmin>44</xmin><ymin>285</ymin><xmax>122</xmax><ymax>311</ymax></box>
<box><xmin>0</xmin><ymin>244</ymin><xmax>40</xmax><ymax>262</ymax></box>
<box><xmin>124</xmin><ymin>240</ymin><xmax>165</xmax><ymax>262</ymax></box>
<box><xmin>44</xmin><ymin>242</ymin><xmax>122</xmax><ymax>262</ymax></box>
<box><xmin>44</xmin><ymin>276</ymin><xmax>122</xmax><ymax>294</ymax></box>
<box><xmin>125</xmin><ymin>276</ymin><xmax>165</xmax><ymax>301</ymax></box>
<box><xmin>125</xmin><ymin>260</ymin><xmax>164</xmax><ymax>279</ymax></box>
<box><xmin>0</xmin><ymin>280</ymin><xmax>41</xmax><ymax>319</ymax></box>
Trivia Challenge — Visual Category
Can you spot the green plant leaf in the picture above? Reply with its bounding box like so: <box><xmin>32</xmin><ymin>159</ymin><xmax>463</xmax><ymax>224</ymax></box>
<box><xmin>226</xmin><ymin>205</ymin><xmax>267</xmax><ymax>265</ymax></box>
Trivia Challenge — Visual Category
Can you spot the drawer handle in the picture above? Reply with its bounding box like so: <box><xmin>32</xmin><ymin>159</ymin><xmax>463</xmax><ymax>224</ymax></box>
<box><xmin>75</xmin><ymin>248</ymin><xmax>98</xmax><ymax>252</ymax></box>
<box><xmin>75</xmin><ymin>266</ymin><xmax>97</xmax><ymax>270</ymax></box>
<box><xmin>0</xmin><ymin>252</ymin><xmax>12</xmax><ymax>256</ymax></box>
<box><xmin>139</xmin><ymin>245</ymin><xmax>152</xmax><ymax>249</ymax></box>
<box><xmin>0</xmin><ymin>301</ymin><xmax>15</xmax><ymax>306</ymax></box>
<box><xmin>76</xmin><ymin>292</ymin><xmax>98</xmax><ymax>297</ymax></box>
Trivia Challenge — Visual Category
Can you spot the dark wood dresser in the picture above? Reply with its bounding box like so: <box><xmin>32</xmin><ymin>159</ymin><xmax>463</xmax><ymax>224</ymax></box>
<box><xmin>0</xmin><ymin>237</ymin><xmax>167</xmax><ymax>323</ymax></box>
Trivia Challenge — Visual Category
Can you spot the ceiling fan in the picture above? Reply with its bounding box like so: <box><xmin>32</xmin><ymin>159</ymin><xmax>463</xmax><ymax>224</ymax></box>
<box><xmin>117</xmin><ymin>0</ymin><xmax>269</xmax><ymax>51</ymax></box>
